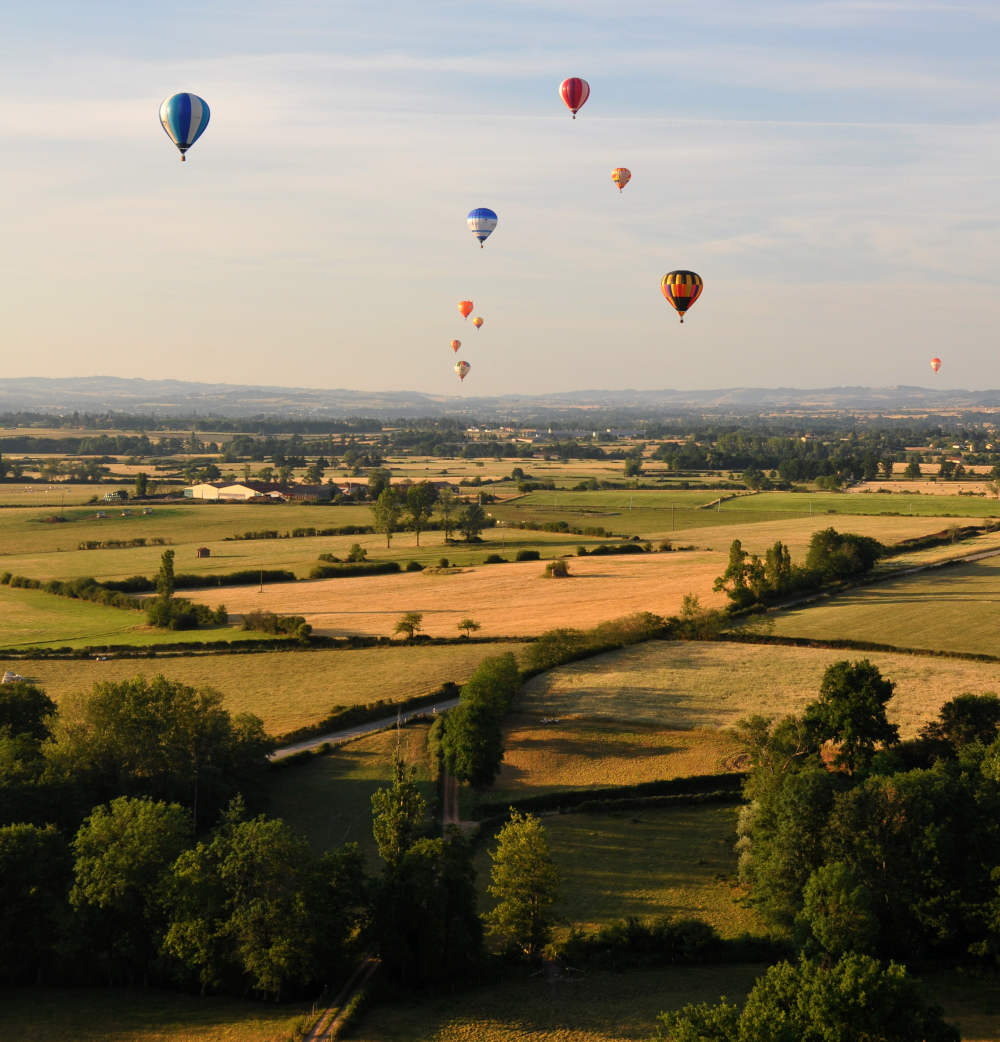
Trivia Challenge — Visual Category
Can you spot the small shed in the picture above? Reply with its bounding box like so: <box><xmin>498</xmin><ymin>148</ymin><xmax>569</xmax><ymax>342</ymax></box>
<box><xmin>195</xmin><ymin>547</ymin><xmax>211</xmax><ymax>558</ymax></box>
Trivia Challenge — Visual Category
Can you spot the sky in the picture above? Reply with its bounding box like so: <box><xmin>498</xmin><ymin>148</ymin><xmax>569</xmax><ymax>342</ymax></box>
<box><xmin>2</xmin><ymin>1</ymin><xmax>1000</xmax><ymax>396</ymax></box>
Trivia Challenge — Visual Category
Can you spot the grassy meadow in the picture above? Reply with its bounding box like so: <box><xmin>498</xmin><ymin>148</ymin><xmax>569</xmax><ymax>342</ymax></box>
<box><xmin>267</xmin><ymin>722</ymin><xmax>435</xmax><ymax>863</ymax></box>
<box><xmin>0</xmin><ymin>987</ymin><xmax>313</xmax><ymax>1042</ymax></box>
<box><xmin>475</xmin><ymin>804</ymin><xmax>763</xmax><ymax>938</ymax></box>
<box><xmin>1</xmin><ymin>642</ymin><xmax>526</xmax><ymax>736</ymax></box>
<box><xmin>521</xmin><ymin>638</ymin><xmax>1000</xmax><ymax>738</ymax></box>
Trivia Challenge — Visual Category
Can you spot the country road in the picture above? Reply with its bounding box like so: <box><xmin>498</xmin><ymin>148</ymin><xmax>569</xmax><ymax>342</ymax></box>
<box><xmin>271</xmin><ymin>696</ymin><xmax>460</xmax><ymax>760</ymax></box>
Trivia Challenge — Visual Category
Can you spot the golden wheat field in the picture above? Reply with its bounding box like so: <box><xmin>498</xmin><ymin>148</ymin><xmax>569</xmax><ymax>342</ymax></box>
<box><xmin>186</xmin><ymin>554</ymin><xmax>731</xmax><ymax>638</ymax></box>
<box><xmin>1</xmin><ymin>643</ymin><xmax>526</xmax><ymax>736</ymax></box>
<box><xmin>481</xmin><ymin>717</ymin><xmax>738</xmax><ymax>804</ymax></box>
<box><xmin>521</xmin><ymin>639</ymin><xmax>1000</xmax><ymax>738</ymax></box>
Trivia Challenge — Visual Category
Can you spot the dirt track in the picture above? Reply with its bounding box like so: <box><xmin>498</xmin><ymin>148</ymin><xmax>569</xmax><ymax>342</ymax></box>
<box><xmin>190</xmin><ymin>552</ymin><xmax>730</xmax><ymax>638</ymax></box>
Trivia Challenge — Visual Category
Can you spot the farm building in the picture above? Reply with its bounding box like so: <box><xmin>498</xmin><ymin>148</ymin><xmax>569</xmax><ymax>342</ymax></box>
<box><xmin>195</xmin><ymin>547</ymin><xmax>211</xmax><ymax>558</ymax></box>
<box><xmin>184</xmin><ymin>481</ymin><xmax>333</xmax><ymax>502</ymax></box>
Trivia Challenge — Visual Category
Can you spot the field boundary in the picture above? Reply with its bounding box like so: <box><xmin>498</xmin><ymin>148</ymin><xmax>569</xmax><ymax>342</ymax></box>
<box><xmin>474</xmin><ymin>771</ymin><xmax>745</xmax><ymax>820</ymax></box>
<box><xmin>706</xmin><ymin>632</ymin><xmax>1000</xmax><ymax>665</ymax></box>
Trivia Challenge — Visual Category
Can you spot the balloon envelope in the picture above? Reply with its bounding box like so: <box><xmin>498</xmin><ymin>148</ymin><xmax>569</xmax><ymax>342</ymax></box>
<box><xmin>931</xmin><ymin>357</ymin><xmax>942</xmax><ymax>372</ymax></box>
<box><xmin>559</xmin><ymin>78</ymin><xmax>590</xmax><ymax>118</ymax></box>
<box><xmin>473</xmin><ymin>317</ymin><xmax>484</xmax><ymax>329</ymax></box>
<box><xmin>458</xmin><ymin>300</ymin><xmax>473</xmax><ymax>319</ymax></box>
<box><xmin>455</xmin><ymin>360</ymin><xmax>471</xmax><ymax>382</ymax></box>
<box><xmin>160</xmin><ymin>93</ymin><xmax>210</xmax><ymax>160</ymax></box>
<box><xmin>467</xmin><ymin>208</ymin><xmax>498</xmax><ymax>248</ymax></box>
<box><xmin>451</xmin><ymin>340</ymin><xmax>461</xmax><ymax>353</ymax></box>
<box><xmin>611</xmin><ymin>168</ymin><xmax>631</xmax><ymax>192</ymax></box>
<box><xmin>661</xmin><ymin>271</ymin><xmax>703</xmax><ymax>323</ymax></box>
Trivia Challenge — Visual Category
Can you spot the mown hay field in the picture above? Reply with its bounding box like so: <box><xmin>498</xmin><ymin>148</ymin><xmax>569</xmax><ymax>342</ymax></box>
<box><xmin>188</xmin><ymin>554</ymin><xmax>731</xmax><ymax>639</ymax></box>
<box><xmin>2</xmin><ymin>642</ymin><xmax>525</xmax><ymax>736</ymax></box>
<box><xmin>267</xmin><ymin>722</ymin><xmax>434</xmax><ymax>863</ymax></box>
<box><xmin>522</xmin><ymin>639</ymin><xmax>1000</xmax><ymax>738</ymax></box>
<box><xmin>480</xmin><ymin>717</ymin><xmax>738</xmax><ymax>806</ymax></box>
<box><xmin>0</xmin><ymin>987</ymin><xmax>312</xmax><ymax>1042</ymax></box>
<box><xmin>768</xmin><ymin>553</ymin><xmax>1000</xmax><ymax>656</ymax></box>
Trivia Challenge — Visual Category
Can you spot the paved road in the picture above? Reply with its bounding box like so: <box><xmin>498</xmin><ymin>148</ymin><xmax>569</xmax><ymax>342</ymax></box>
<box><xmin>271</xmin><ymin>696</ymin><xmax>460</xmax><ymax>760</ymax></box>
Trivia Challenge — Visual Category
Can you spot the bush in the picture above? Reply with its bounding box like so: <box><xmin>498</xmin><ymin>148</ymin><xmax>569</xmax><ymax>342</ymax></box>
<box><xmin>557</xmin><ymin>916</ymin><xmax>720</xmax><ymax>970</ymax></box>
<box><xmin>309</xmin><ymin>561</ymin><xmax>401</xmax><ymax>579</ymax></box>
<box><xmin>241</xmin><ymin>610</ymin><xmax>307</xmax><ymax>635</ymax></box>
<box><xmin>514</xmin><ymin>549</ymin><xmax>539</xmax><ymax>561</ymax></box>
<box><xmin>520</xmin><ymin>613</ymin><xmax>665</xmax><ymax>677</ymax></box>
<box><xmin>438</xmin><ymin>557</ymin><xmax>449</xmax><ymax>568</ymax></box>
<box><xmin>659</xmin><ymin>540</ymin><xmax>672</xmax><ymax>551</ymax></box>
<box><xmin>0</xmin><ymin>572</ymin><xmax>11</xmax><ymax>585</ymax></box>
<box><xmin>483</xmin><ymin>554</ymin><xmax>507</xmax><ymax>564</ymax></box>
<box><xmin>543</xmin><ymin>560</ymin><xmax>570</xmax><ymax>578</ymax></box>
<box><xmin>404</xmin><ymin>560</ymin><xmax>424</xmax><ymax>572</ymax></box>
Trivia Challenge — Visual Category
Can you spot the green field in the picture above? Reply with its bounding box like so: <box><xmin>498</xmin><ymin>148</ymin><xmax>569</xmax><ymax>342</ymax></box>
<box><xmin>2</xmin><ymin>642</ymin><xmax>526</xmax><ymax>736</ymax></box>
<box><xmin>0</xmin><ymin>585</ymin><xmax>262</xmax><ymax>651</ymax></box>
<box><xmin>770</xmin><ymin>553</ymin><xmax>1000</xmax><ymax>656</ymax></box>
<box><xmin>0</xmin><ymin>987</ymin><xmax>312</xmax><ymax>1042</ymax></box>
<box><xmin>267</xmin><ymin>722</ymin><xmax>435</xmax><ymax>863</ymax></box>
<box><xmin>521</xmin><ymin>638</ymin><xmax>1000</xmax><ymax>739</ymax></box>
<box><xmin>474</xmin><ymin>805</ymin><xmax>763</xmax><ymax>939</ymax></box>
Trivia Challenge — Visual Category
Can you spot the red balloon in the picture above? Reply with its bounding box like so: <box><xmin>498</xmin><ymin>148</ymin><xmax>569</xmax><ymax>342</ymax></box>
<box><xmin>559</xmin><ymin>78</ymin><xmax>590</xmax><ymax>119</ymax></box>
<box><xmin>931</xmin><ymin>357</ymin><xmax>941</xmax><ymax>373</ymax></box>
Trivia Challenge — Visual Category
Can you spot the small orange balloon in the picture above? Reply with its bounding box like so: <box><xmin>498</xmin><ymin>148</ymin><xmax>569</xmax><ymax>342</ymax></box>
<box><xmin>458</xmin><ymin>300</ymin><xmax>473</xmax><ymax>320</ymax></box>
<box><xmin>611</xmin><ymin>167</ymin><xmax>631</xmax><ymax>192</ymax></box>
<box><xmin>451</xmin><ymin>340</ymin><xmax>461</xmax><ymax>353</ymax></box>
<box><xmin>931</xmin><ymin>357</ymin><xmax>941</xmax><ymax>373</ymax></box>
<box><xmin>473</xmin><ymin>317</ymin><xmax>484</xmax><ymax>330</ymax></box>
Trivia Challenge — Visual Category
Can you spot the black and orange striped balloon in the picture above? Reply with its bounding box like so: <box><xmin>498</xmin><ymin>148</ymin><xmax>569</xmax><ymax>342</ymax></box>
<box><xmin>661</xmin><ymin>271</ymin><xmax>703</xmax><ymax>323</ymax></box>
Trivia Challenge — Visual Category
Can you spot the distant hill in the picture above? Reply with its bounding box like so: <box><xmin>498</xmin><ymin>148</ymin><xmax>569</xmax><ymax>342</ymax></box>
<box><xmin>1</xmin><ymin>375</ymin><xmax>998</xmax><ymax>421</ymax></box>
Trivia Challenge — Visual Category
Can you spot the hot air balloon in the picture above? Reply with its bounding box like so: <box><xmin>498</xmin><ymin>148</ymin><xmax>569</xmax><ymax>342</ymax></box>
<box><xmin>467</xmin><ymin>208</ymin><xmax>498</xmax><ymax>248</ymax></box>
<box><xmin>451</xmin><ymin>340</ymin><xmax>461</xmax><ymax>353</ymax></box>
<box><xmin>473</xmin><ymin>317</ymin><xmax>484</xmax><ymax>330</ymax></box>
<box><xmin>455</xmin><ymin>360</ymin><xmax>471</xmax><ymax>382</ymax></box>
<box><xmin>931</xmin><ymin>357</ymin><xmax>942</xmax><ymax>373</ymax></box>
<box><xmin>458</xmin><ymin>300</ymin><xmax>473</xmax><ymax>320</ymax></box>
<box><xmin>559</xmin><ymin>78</ymin><xmax>590</xmax><ymax>118</ymax></box>
<box><xmin>159</xmin><ymin>93</ymin><xmax>211</xmax><ymax>161</ymax></box>
<box><xmin>661</xmin><ymin>271</ymin><xmax>703</xmax><ymax>323</ymax></box>
<box><xmin>611</xmin><ymin>168</ymin><xmax>631</xmax><ymax>193</ymax></box>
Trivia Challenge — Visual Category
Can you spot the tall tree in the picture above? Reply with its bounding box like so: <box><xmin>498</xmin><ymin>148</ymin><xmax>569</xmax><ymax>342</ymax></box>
<box><xmin>134</xmin><ymin>472</ymin><xmax>148</xmax><ymax>498</ymax></box>
<box><xmin>437</xmin><ymin>489</ymin><xmax>457</xmax><ymax>541</ymax></box>
<box><xmin>71</xmin><ymin>796</ymin><xmax>191</xmax><ymax>984</ymax></box>
<box><xmin>458</xmin><ymin>502</ymin><xmax>487</xmax><ymax>541</ymax></box>
<box><xmin>371</xmin><ymin>751</ymin><xmax>427</xmax><ymax>868</ymax></box>
<box><xmin>156</xmin><ymin>549</ymin><xmax>176</xmax><ymax>600</ymax></box>
<box><xmin>485</xmin><ymin>811</ymin><xmax>561</xmax><ymax>958</ymax></box>
<box><xmin>371</xmin><ymin>488</ymin><xmax>402</xmax><ymax>548</ymax></box>
<box><xmin>803</xmin><ymin>659</ymin><xmax>899</xmax><ymax>772</ymax></box>
<box><xmin>0</xmin><ymin>823</ymin><xmax>72</xmax><ymax>983</ymax></box>
<box><xmin>405</xmin><ymin>481</ymin><xmax>438</xmax><ymax>546</ymax></box>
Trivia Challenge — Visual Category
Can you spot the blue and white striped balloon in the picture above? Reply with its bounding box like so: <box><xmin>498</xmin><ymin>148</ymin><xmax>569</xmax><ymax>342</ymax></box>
<box><xmin>467</xmin><ymin>207</ymin><xmax>498</xmax><ymax>248</ymax></box>
<box><xmin>159</xmin><ymin>93</ymin><xmax>211</xmax><ymax>161</ymax></box>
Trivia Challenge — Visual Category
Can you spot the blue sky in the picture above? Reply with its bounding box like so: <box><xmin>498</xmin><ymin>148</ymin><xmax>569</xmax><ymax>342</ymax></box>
<box><xmin>2</xmin><ymin>1</ymin><xmax>999</xmax><ymax>395</ymax></box>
